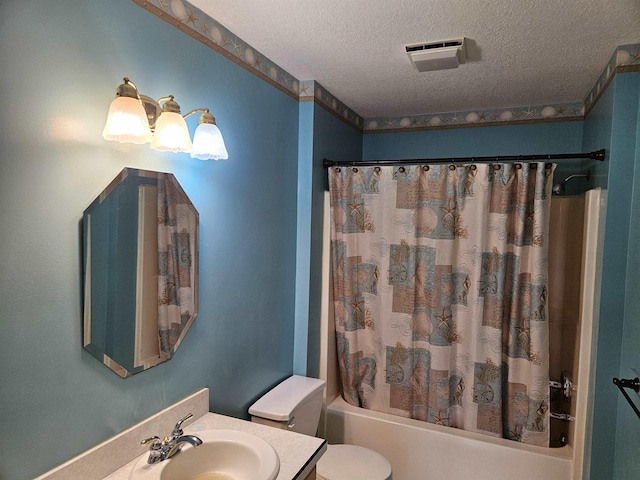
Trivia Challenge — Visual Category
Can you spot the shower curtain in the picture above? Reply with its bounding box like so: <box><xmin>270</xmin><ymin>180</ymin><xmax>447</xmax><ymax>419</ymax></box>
<box><xmin>329</xmin><ymin>162</ymin><xmax>553</xmax><ymax>446</ymax></box>
<box><xmin>157</xmin><ymin>173</ymin><xmax>198</xmax><ymax>358</ymax></box>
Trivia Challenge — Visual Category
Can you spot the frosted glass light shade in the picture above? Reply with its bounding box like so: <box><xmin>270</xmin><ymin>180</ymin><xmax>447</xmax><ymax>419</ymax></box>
<box><xmin>102</xmin><ymin>96</ymin><xmax>152</xmax><ymax>144</ymax></box>
<box><xmin>190</xmin><ymin>123</ymin><xmax>229</xmax><ymax>160</ymax></box>
<box><xmin>150</xmin><ymin>112</ymin><xmax>193</xmax><ymax>153</ymax></box>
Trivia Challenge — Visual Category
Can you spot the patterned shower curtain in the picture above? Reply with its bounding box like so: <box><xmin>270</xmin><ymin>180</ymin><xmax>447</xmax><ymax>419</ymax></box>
<box><xmin>157</xmin><ymin>174</ymin><xmax>198</xmax><ymax>358</ymax></box>
<box><xmin>329</xmin><ymin>162</ymin><xmax>553</xmax><ymax>447</ymax></box>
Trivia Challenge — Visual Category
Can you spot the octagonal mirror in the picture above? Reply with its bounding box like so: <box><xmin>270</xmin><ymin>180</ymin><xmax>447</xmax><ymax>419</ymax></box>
<box><xmin>82</xmin><ymin>168</ymin><xmax>199</xmax><ymax>377</ymax></box>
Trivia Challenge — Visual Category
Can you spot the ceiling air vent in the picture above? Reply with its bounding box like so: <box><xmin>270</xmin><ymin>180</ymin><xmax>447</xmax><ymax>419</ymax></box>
<box><xmin>405</xmin><ymin>38</ymin><xmax>466</xmax><ymax>72</ymax></box>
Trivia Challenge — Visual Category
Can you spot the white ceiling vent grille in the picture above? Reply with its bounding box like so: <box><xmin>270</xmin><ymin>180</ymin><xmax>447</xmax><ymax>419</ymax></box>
<box><xmin>406</xmin><ymin>38</ymin><xmax>466</xmax><ymax>72</ymax></box>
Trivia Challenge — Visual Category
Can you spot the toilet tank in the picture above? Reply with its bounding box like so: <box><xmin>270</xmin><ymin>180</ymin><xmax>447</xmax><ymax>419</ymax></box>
<box><xmin>249</xmin><ymin>375</ymin><xmax>326</xmax><ymax>436</ymax></box>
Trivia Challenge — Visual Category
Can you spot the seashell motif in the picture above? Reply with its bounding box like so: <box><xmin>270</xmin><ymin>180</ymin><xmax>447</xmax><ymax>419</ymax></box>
<box><xmin>500</xmin><ymin>111</ymin><xmax>513</xmax><ymax>121</ymax></box>
<box><xmin>170</xmin><ymin>0</ymin><xmax>189</xmax><ymax>21</ymax></box>
<box><xmin>210</xmin><ymin>27</ymin><xmax>223</xmax><ymax>44</ymax></box>
<box><xmin>466</xmin><ymin>112</ymin><xmax>479</xmax><ymax>123</ymax></box>
<box><xmin>540</xmin><ymin>106</ymin><xmax>557</xmax><ymax>118</ymax></box>
<box><xmin>244</xmin><ymin>48</ymin><xmax>256</xmax><ymax>66</ymax></box>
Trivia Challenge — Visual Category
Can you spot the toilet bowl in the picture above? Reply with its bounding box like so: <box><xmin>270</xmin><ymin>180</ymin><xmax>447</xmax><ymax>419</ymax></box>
<box><xmin>316</xmin><ymin>444</ymin><xmax>392</xmax><ymax>480</ymax></box>
<box><xmin>249</xmin><ymin>375</ymin><xmax>392</xmax><ymax>480</ymax></box>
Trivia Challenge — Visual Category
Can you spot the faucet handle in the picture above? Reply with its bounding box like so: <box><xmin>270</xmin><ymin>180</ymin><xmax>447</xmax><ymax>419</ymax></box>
<box><xmin>171</xmin><ymin>413</ymin><xmax>194</xmax><ymax>437</ymax></box>
<box><xmin>141</xmin><ymin>436</ymin><xmax>162</xmax><ymax>448</ymax></box>
<box><xmin>141</xmin><ymin>436</ymin><xmax>164</xmax><ymax>464</ymax></box>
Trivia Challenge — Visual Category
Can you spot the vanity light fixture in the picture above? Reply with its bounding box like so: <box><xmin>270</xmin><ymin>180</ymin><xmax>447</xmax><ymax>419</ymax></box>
<box><xmin>102</xmin><ymin>77</ymin><xmax>228</xmax><ymax>160</ymax></box>
<box><xmin>102</xmin><ymin>78</ymin><xmax>153</xmax><ymax>144</ymax></box>
<box><xmin>190</xmin><ymin>109</ymin><xmax>228</xmax><ymax>160</ymax></box>
<box><xmin>150</xmin><ymin>95</ymin><xmax>192</xmax><ymax>153</ymax></box>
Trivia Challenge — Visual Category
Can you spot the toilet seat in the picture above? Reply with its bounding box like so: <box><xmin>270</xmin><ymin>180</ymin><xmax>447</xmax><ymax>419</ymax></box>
<box><xmin>316</xmin><ymin>444</ymin><xmax>392</xmax><ymax>480</ymax></box>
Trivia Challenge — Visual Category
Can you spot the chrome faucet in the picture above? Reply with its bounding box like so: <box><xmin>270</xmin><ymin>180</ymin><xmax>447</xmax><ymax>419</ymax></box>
<box><xmin>141</xmin><ymin>413</ymin><xmax>203</xmax><ymax>464</ymax></box>
<box><xmin>175</xmin><ymin>434</ymin><xmax>204</xmax><ymax>448</ymax></box>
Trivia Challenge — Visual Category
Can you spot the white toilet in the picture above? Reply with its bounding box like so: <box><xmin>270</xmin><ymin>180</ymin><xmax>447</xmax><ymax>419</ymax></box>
<box><xmin>249</xmin><ymin>375</ymin><xmax>392</xmax><ymax>480</ymax></box>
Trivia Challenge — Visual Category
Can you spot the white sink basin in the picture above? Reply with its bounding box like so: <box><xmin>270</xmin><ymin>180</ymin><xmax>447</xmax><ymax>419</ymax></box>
<box><xmin>130</xmin><ymin>430</ymin><xmax>280</xmax><ymax>480</ymax></box>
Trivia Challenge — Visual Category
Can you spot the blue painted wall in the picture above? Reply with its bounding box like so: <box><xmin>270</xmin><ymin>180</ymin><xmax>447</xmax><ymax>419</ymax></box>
<box><xmin>581</xmin><ymin>78</ymin><xmax>618</xmax><ymax>480</ymax></box>
<box><xmin>363</xmin><ymin>121</ymin><xmax>584</xmax><ymax>159</ymax></box>
<box><xmin>618</xmin><ymin>75</ymin><xmax>640</xmax><ymax>479</ymax></box>
<box><xmin>0</xmin><ymin>1</ymin><xmax>298</xmax><ymax>478</ymax></box>
<box><xmin>294</xmin><ymin>101</ymin><xmax>315</xmax><ymax>375</ymax></box>
<box><xmin>0</xmin><ymin>0</ymin><xmax>638</xmax><ymax>479</ymax></box>
<box><xmin>580</xmin><ymin>73</ymin><xmax>640</xmax><ymax>480</ymax></box>
<box><xmin>596</xmin><ymin>73</ymin><xmax>640</xmax><ymax>480</ymax></box>
<box><xmin>364</xmin><ymin>121</ymin><xmax>588</xmax><ymax>190</ymax></box>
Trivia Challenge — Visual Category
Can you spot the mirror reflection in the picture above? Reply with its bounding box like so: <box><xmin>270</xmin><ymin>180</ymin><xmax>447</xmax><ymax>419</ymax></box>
<box><xmin>83</xmin><ymin>168</ymin><xmax>199</xmax><ymax>378</ymax></box>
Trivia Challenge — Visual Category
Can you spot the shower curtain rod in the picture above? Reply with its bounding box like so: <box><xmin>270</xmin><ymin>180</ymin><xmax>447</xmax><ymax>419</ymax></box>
<box><xmin>323</xmin><ymin>149</ymin><xmax>605</xmax><ymax>168</ymax></box>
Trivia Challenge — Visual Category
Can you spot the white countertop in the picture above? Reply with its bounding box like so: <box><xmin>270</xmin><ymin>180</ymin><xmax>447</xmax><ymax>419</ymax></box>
<box><xmin>102</xmin><ymin>412</ymin><xmax>326</xmax><ymax>480</ymax></box>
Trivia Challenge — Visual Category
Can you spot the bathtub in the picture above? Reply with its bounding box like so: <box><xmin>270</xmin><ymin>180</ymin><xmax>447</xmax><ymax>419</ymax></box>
<box><xmin>318</xmin><ymin>189</ymin><xmax>604</xmax><ymax>480</ymax></box>
<box><xmin>323</xmin><ymin>395</ymin><xmax>571</xmax><ymax>480</ymax></box>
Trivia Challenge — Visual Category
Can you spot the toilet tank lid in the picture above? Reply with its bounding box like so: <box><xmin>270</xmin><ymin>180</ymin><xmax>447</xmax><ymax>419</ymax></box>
<box><xmin>249</xmin><ymin>375</ymin><xmax>326</xmax><ymax>421</ymax></box>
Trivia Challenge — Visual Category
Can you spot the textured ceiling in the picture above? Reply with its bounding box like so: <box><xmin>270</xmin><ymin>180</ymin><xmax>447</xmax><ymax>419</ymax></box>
<box><xmin>188</xmin><ymin>0</ymin><xmax>640</xmax><ymax>119</ymax></box>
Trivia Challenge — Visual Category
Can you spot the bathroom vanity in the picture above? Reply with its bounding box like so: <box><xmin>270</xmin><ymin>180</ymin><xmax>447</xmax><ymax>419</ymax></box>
<box><xmin>35</xmin><ymin>389</ymin><xmax>325</xmax><ymax>480</ymax></box>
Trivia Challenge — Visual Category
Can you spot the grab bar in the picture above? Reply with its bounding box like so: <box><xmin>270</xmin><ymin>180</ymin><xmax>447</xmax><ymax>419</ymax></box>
<box><xmin>549</xmin><ymin>371</ymin><xmax>575</xmax><ymax>399</ymax></box>
<box><xmin>612</xmin><ymin>377</ymin><xmax>640</xmax><ymax>420</ymax></box>
<box><xmin>550</xmin><ymin>411</ymin><xmax>575</xmax><ymax>422</ymax></box>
